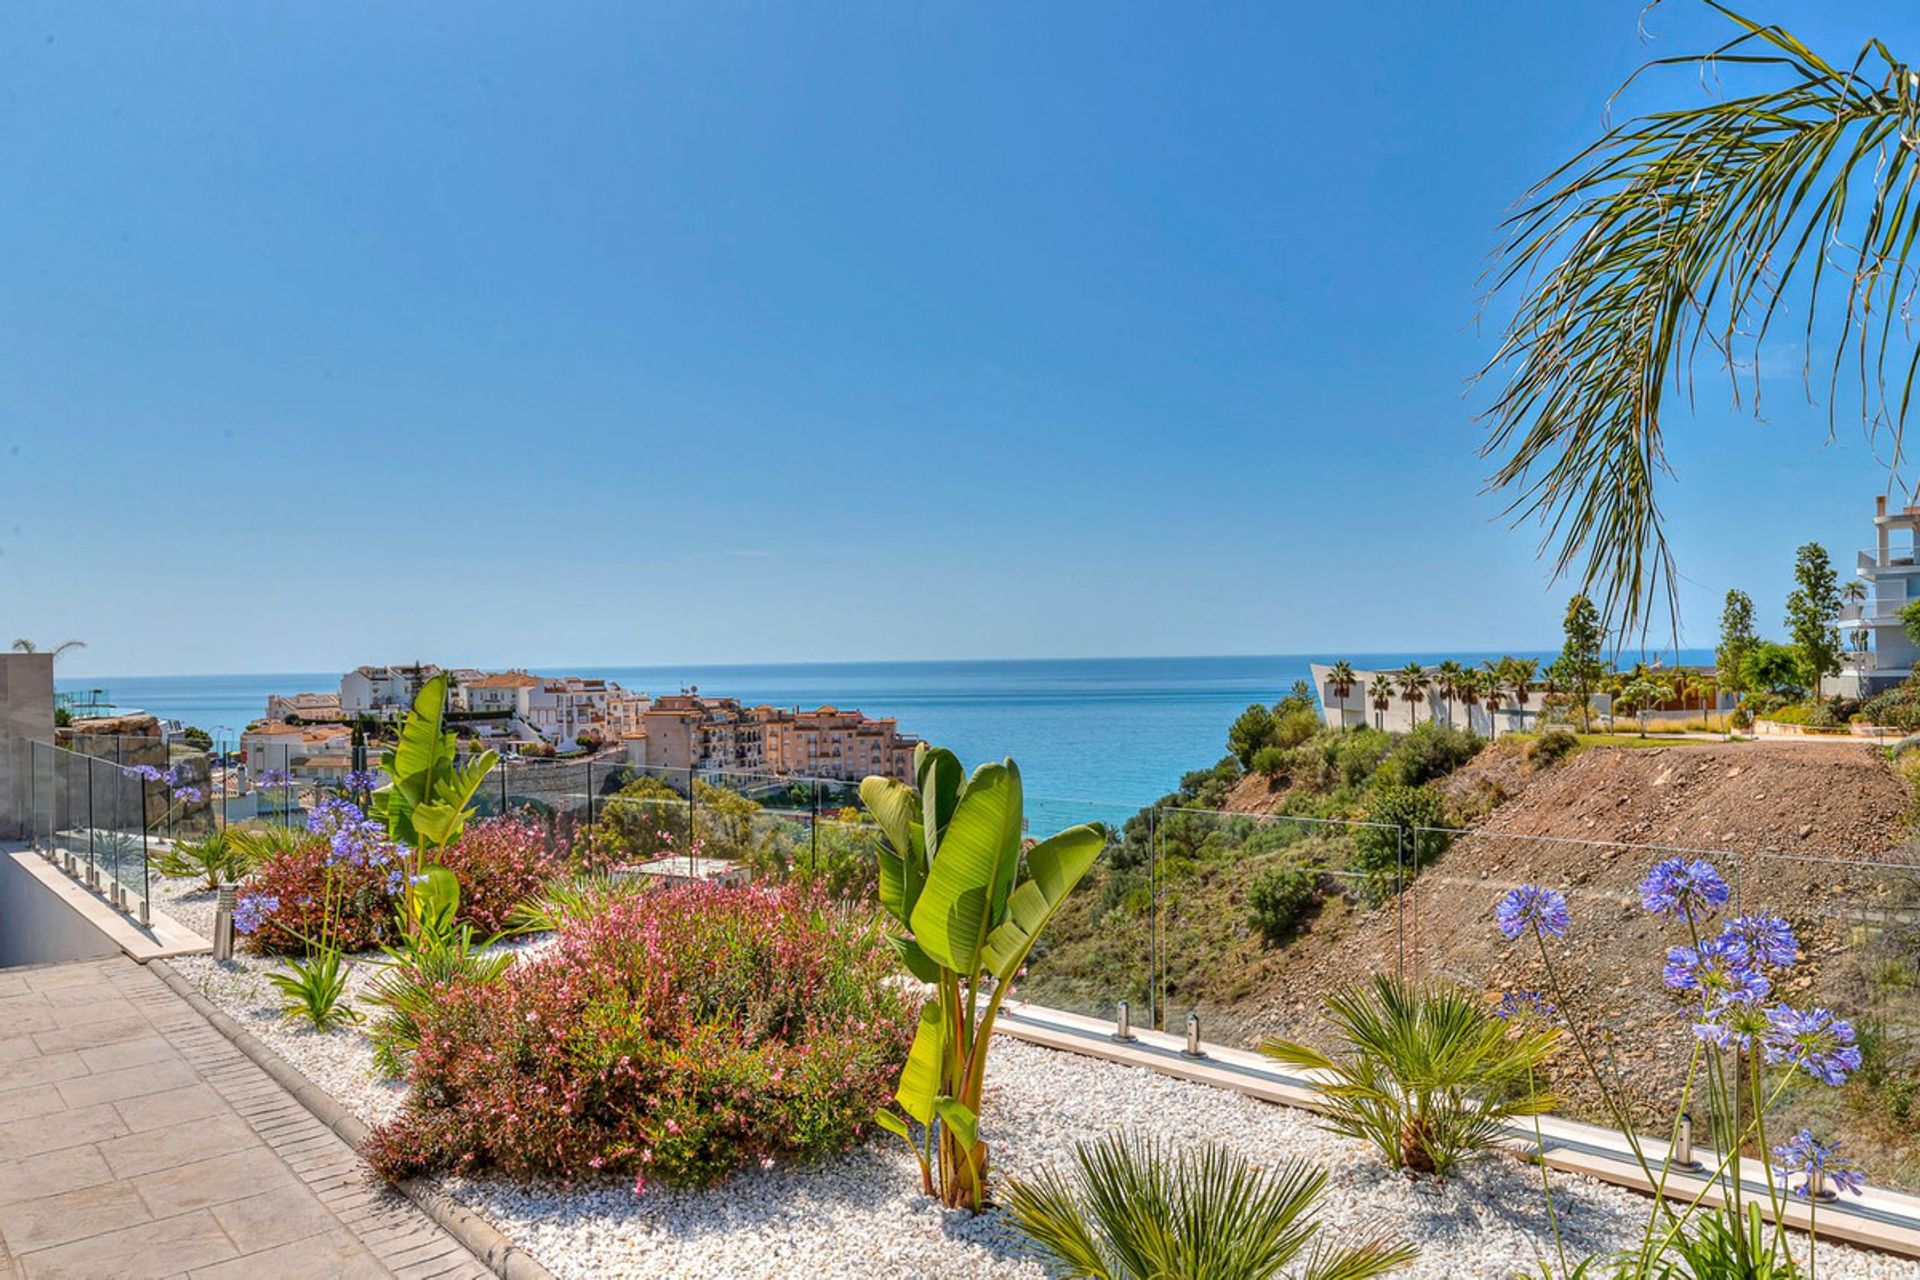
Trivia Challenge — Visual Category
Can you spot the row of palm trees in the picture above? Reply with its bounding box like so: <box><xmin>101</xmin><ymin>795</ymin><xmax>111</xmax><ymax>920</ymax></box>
<box><xmin>1322</xmin><ymin>657</ymin><xmax>1719</xmax><ymax>737</ymax></box>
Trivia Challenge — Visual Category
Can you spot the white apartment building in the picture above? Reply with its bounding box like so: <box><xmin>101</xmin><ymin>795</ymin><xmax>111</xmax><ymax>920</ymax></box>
<box><xmin>1831</xmin><ymin>495</ymin><xmax>1920</xmax><ymax>697</ymax></box>
<box><xmin>240</xmin><ymin>722</ymin><xmax>354</xmax><ymax>782</ymax></box>
<box><xmin>338</xmin><ymin>664</ymin><xmax>442</xmax><ymax>718</ymax></box>
<box><xmin>525</xmin><ymin>677</ymin><xmax>649</xmax><ymax>747</ymax></box>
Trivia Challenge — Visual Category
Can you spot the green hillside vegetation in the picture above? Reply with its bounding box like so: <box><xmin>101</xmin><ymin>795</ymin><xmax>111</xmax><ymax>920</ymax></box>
<box><xmin>1019</xmin><ymin>688</ymin><xmax>1492</xmax><ymax>1023</ymax></box>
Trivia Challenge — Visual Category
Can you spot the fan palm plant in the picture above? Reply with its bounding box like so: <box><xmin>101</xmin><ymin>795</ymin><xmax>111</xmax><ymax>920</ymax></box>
<box><xmin>1003</xmin><ymin>1133</ymin><xmax>1416</xmax><ymax>1280</ymax></box>
<box><xmin>1483</xmin><ymin>671</ymin><xmax>1506</xmax><ymax>740</ymax></box>
<box><xmin>1326</xmin><ymin>661</ymin><xmax>1358</xmax><ymax>728</ymax></box>
<box><xmin>1456</xmin><ymin>667</ymin><xmax>1483</xmax><ymax>736</ymax></box>
<box><xmin>1434</xmin><ymin>660</ymin><xmax>1465</xmax><ymax>728</ymax></box>
<box><xmin>1395</xmin><ymin>664</ymin><xmax>1429</xmax><ymax>730</ymax></box>
<box><xmin>1368</xmin><ymin>678</ymin><xmax>1392</xmax><ymax>730</ymax></box>
<box><xmin>1480</xmin><ymin>6</ymin><xmax>1920</xmax><ymax>639</ymax></box>
<box><xmin>1262</xmin><ymin>974</ymin><xmax>1560</xmax><ymax>1178</ymax></box>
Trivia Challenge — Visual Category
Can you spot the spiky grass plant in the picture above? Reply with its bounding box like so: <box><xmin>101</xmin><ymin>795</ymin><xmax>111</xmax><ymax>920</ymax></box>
<box><xmin>1480</xmin><ymin>5</ymin><xmax>1920</xmax><ymax>636</ymax></box>
<box><xmin>1003</xmin><ymin>1133</ymin><xmax>1415</xmax><ymax>1280</ymax></box>
<box><xmin>149</xmin><ymin>829</ymin><xmax>251</xmax><ymax>889</ymax></box>
<box><xmin>1261</xmin><ymin>974</ymin><xmax>1559</xmax><ymax>1178</ymax></box>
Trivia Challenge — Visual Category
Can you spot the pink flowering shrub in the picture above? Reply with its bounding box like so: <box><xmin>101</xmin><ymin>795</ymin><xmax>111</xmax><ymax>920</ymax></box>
<box><xmin>364</xmin><ymin>883</ymin><xmax>918</xmax><ymax>1188</ymax></box>
<box><xmin>238</xmin><ymin>841</ymin><xmax>396</xmax><ymax>954</ymax></box>
<box><xmin>435</xmin><ymin>816</ymin><xmax>570</xmax><ymax>933</ymax></box>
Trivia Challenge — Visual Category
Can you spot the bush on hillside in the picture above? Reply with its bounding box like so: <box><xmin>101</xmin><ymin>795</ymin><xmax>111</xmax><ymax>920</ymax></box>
<box><xmin>364</xmin><ymin>883</ymin><xmax>918</xmax><ymax>1188</ymax></box>
<box><xmin>1864</xmin><ymin>677</ymin><xmax>1920</xmax><ymax>731</ymax></box>
<box><xmin>1271</xmin><ymin>707</ymin><xmax>1321</xmax><ymax>751</ymax></box>
<box><xmin>1227</xmin><ymin>704</ymin><xmax>1277</xmax><ymax>768</ymax></box>
<box><xmin>1247</xmin><ymin>864</ymin><xmax>1319</xmax><ymax>946</ymax></box>
<box><xmin>1378</xmin><ymin>721</ymin><xmax>1481</xmax><ymax>788</ymax></box>
<box><xmin>1526</xmin><ymin>729</ymin><xmax>1579</xmax><ymax>768</ymax></box>
<box><xmin>1250</xmin><ymin>745</ymin><xmax>1289</xmax><ymax>778</ymax></box>
<box><xmin>1349</xmin><ymin>784</ymin><xmax>1453</xmax><ymax>893</ymax></box>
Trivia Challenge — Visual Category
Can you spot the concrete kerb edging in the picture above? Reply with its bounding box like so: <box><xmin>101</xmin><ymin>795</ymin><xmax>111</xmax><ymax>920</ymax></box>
<box><xmin>145</xmin><ymin>957</ymin><xmax>555</xmax><ymax>1280</ymax></box>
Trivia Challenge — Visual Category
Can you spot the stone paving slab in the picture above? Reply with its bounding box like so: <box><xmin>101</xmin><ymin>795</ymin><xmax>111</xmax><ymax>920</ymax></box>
<box><xmin>0</xmin><ymin>958</ymin><xmax>491</xmax><ymax>1280</ymax></box>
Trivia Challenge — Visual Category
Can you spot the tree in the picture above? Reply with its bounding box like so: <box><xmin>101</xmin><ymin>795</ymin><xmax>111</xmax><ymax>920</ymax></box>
<box><xmin>1901</xmin><ymin>599</ymin><xmax>1920</xmax><ymax>650</ymax></box>
<box><xmin>1784</xmin><ymin>542</ymin><xmax>1841</xmax><ymax>692</ymax></box>
<box><xmin>1326</xmin><ymin>661</ymin><xmax>1358</xmax><ymax>727</ymax></box>
<box><xmin>1481</xmin><ymin>669</ymin><xmax>1506</xmax><ymax>741</ymax></box>
<box><xmin>1226</xmin><ymin>704</ymin><xmax>1276</xmax><ymax>770</ymax></box>
<box><xmin>1456</xmin><ymin>667</ymin><xmax>1483</xmax><ymax>736</ymax></box>
<box><xmin>1716</xmin><ymin>591</ymin><xmax>1758</xmax><ymax>696</ymax></box>
<box><xmin>1395</xmin><ymin>664</ymin><xmax>1429</xmax><ymax>730</ymax></box>
<box><xmin>1479</xmin><ymin>9</ymin><xmax>1920</xmax><ymax>637</ymax></box>
<box><xmin>1435</xmin><ymin>660</ymin><xmax>1467</xmax><ymax>729</ymax></box>
<box><xmin>1620</xmin><ymin>674</ymin><xmax>1665</xmax><ymax>737</ymax></box>
<box><xmin>1507</xmin><ymin>657</ymin><xmax>1538</xmax><ymax>730</ymax></box>
<box><xmin>1558</xmin><ymin>595</ymin><xmax>1604</xmax><ymax>732</ymax></box>
<box><xmin>1741</xmin><ymin>643</ymin><xmax>1804</xmax><ymax>700</ymax></box>
<box><xmin>1368</xmin><ymin>679</ymin><xmax>1392</xmax><ymax>731</ymax></box>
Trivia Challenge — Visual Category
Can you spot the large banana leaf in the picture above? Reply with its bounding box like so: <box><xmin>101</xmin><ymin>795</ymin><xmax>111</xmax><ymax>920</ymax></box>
<box><xmin>981</xmin><ymin>824</ymin><xmax>1105</xmax><ymax>980</ymax></box>
<box><xmin>860</xmin><ymin>775</ymin><xmax>920</xmax><ymax>857</ymax></box>
<box><xmin>916</xmin><ymin>747</ymin><xmax>964</xmax><ymax>864</ymax></box>
<box><xmin>909</xmin><ymin>761</ymin><xmax>1023</xmax><ymax>974</ymax></box>
<box><xmin>895</xmin><ymin>1002</ymin><xmax>947</xmax><ymax>1125</ymax></box>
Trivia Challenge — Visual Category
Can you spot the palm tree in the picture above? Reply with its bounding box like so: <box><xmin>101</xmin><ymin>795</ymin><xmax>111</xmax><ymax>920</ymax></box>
<box><xmin>1456</xmin><ymin>668</ymin><xmax>1483</xmax><ymax>737</ymax></box>
<box><xmin>1507</xmin><ymin>657</ymin><xmax>1538</xmax><ymax>731</ymax></box>
<box><xmin>1483</xmin><ymin>672</ymin><xmax>1506</xmax><ymax>741</ymax></box>
<box><xmin>1621</xmin><ymin>674</ymin><xmax>1665</xmax><ymax>737</ymax></box>
<box><xmin>1434</xmin><ymin>660</ymin><xmax>1466</xmax><ymax>729</ymax></box>
<box><xmin>1843</xmin><ymin>579</ymin><xmax>1868</xmax><ymax>609</ymax></box>
<box><xmin>1396</xmin><ymin>664</ymin><xmax>1429</xmax><ymax>730</ymax></box>
<box><xmin>1327</xmin><ymin>660</ymin><xmax>1358</xmax><ymax>729</ymax></box>
<box><xmin>1368</xmin><ymin>679</ymin><xmax>1392</xmax><ymax>731</ymax></box>
<box><xmin>1003</xmin><ymin>1132</ymin><xmax>1415</xmax><ymax>1280</ymax></box>
<box><xmin>11</xmin><ymin>638</ymin><xmax>85</xmax><ymax>662</ymax></box>
<box><xmin>1480</xmin><ymin>10</ymin><xmax>1920</xmax><ymax>638</ymax></box>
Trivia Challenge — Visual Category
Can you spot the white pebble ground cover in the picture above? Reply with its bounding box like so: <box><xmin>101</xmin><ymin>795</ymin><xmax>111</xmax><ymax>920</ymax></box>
<box><xmin>150</xmin><ymin>875</ymin><xmax>1915</xmax><ymax>1280</ymax></box>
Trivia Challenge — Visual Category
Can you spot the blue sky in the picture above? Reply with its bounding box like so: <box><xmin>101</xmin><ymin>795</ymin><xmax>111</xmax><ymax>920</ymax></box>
<box><xmin>4</xmin><ymin>1</ymin><xmax>1915</xmax><ymax>677</ymax></box>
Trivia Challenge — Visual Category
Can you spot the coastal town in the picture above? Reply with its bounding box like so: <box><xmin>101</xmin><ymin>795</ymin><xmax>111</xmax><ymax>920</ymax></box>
<box><xmin>245</xmin><ymin>664</ymin><xmax>923</xmax><ymax>786</ymax></box>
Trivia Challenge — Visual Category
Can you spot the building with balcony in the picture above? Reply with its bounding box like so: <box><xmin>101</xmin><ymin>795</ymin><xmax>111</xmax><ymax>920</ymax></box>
<box><xmin>1831</xmin><ymin>495</ymin><xmax>1920</xmax><ymax>697</ymax></box>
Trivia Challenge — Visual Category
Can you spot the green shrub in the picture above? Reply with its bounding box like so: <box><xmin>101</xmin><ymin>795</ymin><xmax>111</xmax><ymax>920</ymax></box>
<box><xmin>1350</xmin><ymin>785</ymin><xmax>1452</xmax><ymax>888</ymax></box>
<box><xmin>1227</xmin><ymin>704</ymin><xmax>1276</xmax><ymax>768</ymax></box>
<box><xmin>1271</xmin><ymin>707</ymin><xmax>1321</xmax><ymax>751</ymax></box>
<box><xmin>1249</xmin><ymin>745</ymin><xmax>1289</xmax><ymax>777</ymax></box>
<box><xmin>1247</xmin><ymin>864</ymin><xmax>1319</xmax><ymax>946</ymax></box>
<box><xmin>1525</xmin><ymin>728</ymin><xmax>1580</xmax><ymax>767</ymax></box>
<box><xmin>1380</xmin><ymin>721</ymin><xmax>1481</xmax><ymax>788</ymax></box>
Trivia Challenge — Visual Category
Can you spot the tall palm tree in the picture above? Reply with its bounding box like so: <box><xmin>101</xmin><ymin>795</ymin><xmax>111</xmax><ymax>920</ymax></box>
<box><xmin>1843</xmin><ymin>579</ymin><xmax>1868</xmax><ymax>609</ymax></box>
<box><xmin>1396</xmin><ymin>664</ymin><xmax>1429</xmax><ymax>730</ymax></box>
<box><xmin>1507</xmin><ymin>657</ymin><xmax>1538</xmax><ymax>731</ymax></box>
<box><xmin>1327</xmin><ymin>660</ymin><xmax>1358</xmax><ymax>729</ymax></box>
<box><xmin>1481</xmin><ymin>9</ymin><xmax>1920</xmax><ymax>638</ymax></box>
<box><xmin>11</xmin><ymin>639</ymin><xmax>85</xmax><ymax>662</ymax></box>
<box><xmin>1483</xmin><ymin>671</ymin><xmax>1506</xmax><ymax>741</ymax></box>
<box><xmin>1368</xmin><ymin>678</ymin><xmax>1392</xmax><ymax>731</ymax></box>
<box><xmin>1434</xmin><ymin>660</ymin><xmax>1466</xmax><ymax>729</ymax></box>
<box><xmin>1456</xmin><ymin>668</ymin><xmax>1483</xmax><ymax>738</ymax></box>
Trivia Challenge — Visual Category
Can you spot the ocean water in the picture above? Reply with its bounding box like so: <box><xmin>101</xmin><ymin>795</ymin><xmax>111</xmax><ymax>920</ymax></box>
<box><xmin>61</xmin><ymin>651</ymin><xmax>1712</xmax><ymax>829</ymax></box>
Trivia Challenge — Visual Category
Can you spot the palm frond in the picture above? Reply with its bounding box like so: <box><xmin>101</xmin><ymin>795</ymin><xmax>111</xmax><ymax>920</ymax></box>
<box><xmin>1480</xmin><ymin>6</ymin><xmax>1920</xmax><ymax>637</ymax></box>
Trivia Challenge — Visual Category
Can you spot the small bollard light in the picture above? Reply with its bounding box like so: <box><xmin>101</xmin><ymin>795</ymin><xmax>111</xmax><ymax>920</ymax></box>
<box><xmin>1671</xmin><ymin>1115</ymin><xmax>1702</xmax><ymax>1172</ymax></box>
<box><xmin>137</xmin><ymin>897</ymin><xmax>150</xmax><ymax>928</ymax></box>
<box><xmin>1182</xmin><ymin>1011</ymin><xmax>1205</xmax><ymax>1058</ymax></box>
<box><xmin>1112</xmin><ymin>1000</ymin><xmax>1136</xmax><ymax>1043</ymax></box>
<box><xmin>213</xmin><ymin>885</ymin><xmax>237</xmax><ymax>962</ymax></box>
<box><xmin>1809</xmin><ymin>1165</ymin><xmax>1836</xmax><ymax>1203</ymax></box>
<box><xmin>110</xmin><ymin>879</ymin><xmax>123</xmax><ymax>911</ymax></box>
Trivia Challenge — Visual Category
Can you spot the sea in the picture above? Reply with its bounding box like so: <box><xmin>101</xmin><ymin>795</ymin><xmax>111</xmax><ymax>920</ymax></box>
<box><xmin>58</xmin><ymin>651</ymin><xmax>1713</xmax><ymax>830</ymax></box>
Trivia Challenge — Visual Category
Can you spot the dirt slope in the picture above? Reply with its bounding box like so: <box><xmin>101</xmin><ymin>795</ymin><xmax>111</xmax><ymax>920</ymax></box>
<box><xmin>1209</xmin><ymin>743</ymin><xmax>1917</xmax><ymax>1128</ymax></box>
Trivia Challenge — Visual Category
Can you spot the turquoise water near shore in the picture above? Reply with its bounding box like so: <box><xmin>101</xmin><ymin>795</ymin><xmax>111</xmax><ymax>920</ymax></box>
<box><xmin>61</xmin><ymin>652</ymin><xmax>1712</xmax><ymax>828</ymax></box>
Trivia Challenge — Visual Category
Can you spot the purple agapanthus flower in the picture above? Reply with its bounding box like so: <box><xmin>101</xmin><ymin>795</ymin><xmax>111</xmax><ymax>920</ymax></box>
<box><xmin>1496</xmin><ymin>885</ymin><xmax>1570</xmax><ymax>940</ymax></box>
<box><xmin>1640</xmin><ymin>858</ymin><xmax>1730</xmax><ymax>921</ymax></box>
<box><xmin>1495</xmin><ymin>990</ymin><xmax>1556</xmax><ymax>1023</ymax></box>
<box><xmin>1693</xmin><ymin>992</ymin><xmax>1771</xmax><ymax>1050</ymax></box>
<box><xmin>128</xmin><ymin>764</ymin><xmax>166</xmax><ymax>783</ymax></box>
<box><xmin>175</xmin><ymin>787</ymin><xmax>205</xmax><ymax>805</ymax></box>
<box><xmin>384</xmin><ymin>868</ymin><xmax>429</xmax><ymax>896</ymax></box>
<box><xmin>257</xmin><ymin>768</ymin><xmax>293</xmax><ymax>789</ymax></box>
<box><xmin>1773</xmin><ymin>1129</ymin><xmax>1866</xmax><ymax>1199</ymax></box>
<box><xmin>1763</xmin><ymin>1005</ymin><xmax>1862</xmax><ymax>1086</ymax></box>
<box><xmin>233</xmin><ymin>893</ymin><xmax>279</xmax><ymax>935</ymax></box>
<box><xmin>166</xmin><ymin>763</ymin><xmax>193</xmax><ymax>789</ymax></box>
<box><xmin>1663</xmin><ymin>935</ymin><xmax>1769</xmax><ymax>1003</ymax></box>
<box><xmin>1719</xmin><ymin>913</ymin><xmax>1799</xmax><ymax>970</ymax></box>
<box><xmin>342</xmin><ymin>769</ymin><xmax>381</xmax><ymax>794</ymax></box>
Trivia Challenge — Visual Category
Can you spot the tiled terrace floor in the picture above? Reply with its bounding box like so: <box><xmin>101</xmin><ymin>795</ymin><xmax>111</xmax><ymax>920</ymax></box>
<box><xmin>0</xmin><ymin>956</ymin><xmax>490</xmax><ymax>1279</ymax></box>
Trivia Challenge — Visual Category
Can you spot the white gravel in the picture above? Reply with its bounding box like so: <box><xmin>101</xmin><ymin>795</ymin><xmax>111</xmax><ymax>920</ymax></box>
<box><xmin>154</xmin><ymin>873</ymin><xmax>1916</xmax><ymax>1279</ymax></box>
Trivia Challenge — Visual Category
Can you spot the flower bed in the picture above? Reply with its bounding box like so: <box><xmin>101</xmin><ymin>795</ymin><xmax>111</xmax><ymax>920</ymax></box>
<box><xmin>364</xmin><ymin>882</ymin><xmax>919</xmax><ymax>1189</ymax></box>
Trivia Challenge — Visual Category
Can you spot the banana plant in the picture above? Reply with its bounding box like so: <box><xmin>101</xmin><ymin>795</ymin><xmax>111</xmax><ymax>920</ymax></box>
<box><xmin>862</xmin><ymin>746</ymin><xmax>1105</xmax><ymax>1211</ymax></box>
<box><xmin>368</xmin><ymin>674</ymin><xmax>497</xmax><ymax>926</ymax></box>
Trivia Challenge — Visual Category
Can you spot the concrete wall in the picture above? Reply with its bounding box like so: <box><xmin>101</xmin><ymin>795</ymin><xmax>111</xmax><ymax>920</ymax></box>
<box><xmin>0</xmin><ymin>655</ymin><xmax>54</xmax><ymax>839</ymax></box>
<box><xmin>0</xmin><ymin>853</ymin><xmax>120</xmax><ymax>969</ymax></box>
